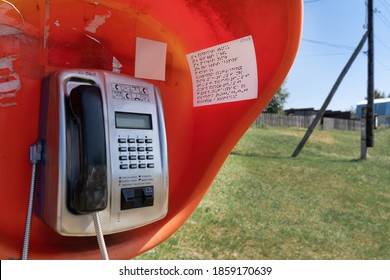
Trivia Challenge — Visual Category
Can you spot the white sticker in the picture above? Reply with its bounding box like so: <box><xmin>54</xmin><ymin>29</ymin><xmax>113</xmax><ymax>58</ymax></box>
<box><xmin>135</xmin><ymin>37</ymin><xmax>167</xmax><ymax>81</ymax></box>
<box><xmin>186</xmin><ymin>36</ymin><xmax>258</xmax><ymax>107</ymax></box>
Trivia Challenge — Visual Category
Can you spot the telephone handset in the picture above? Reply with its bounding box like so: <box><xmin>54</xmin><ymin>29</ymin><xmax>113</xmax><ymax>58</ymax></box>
<box><xmin>36</xmin><ymin>69</ymin><xmax>168</xmax><ymax>236</ymax></box>
<box><xmin>68</xmin><ymin>85</ymin><xmax>108</xmax><ymax>214</ymax></box>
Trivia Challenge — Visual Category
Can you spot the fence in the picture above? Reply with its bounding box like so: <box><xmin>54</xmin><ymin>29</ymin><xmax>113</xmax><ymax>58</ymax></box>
<box><xmin>378</xmin><ymin>115</ymin><xmax>390</xmax><ymax>128</ymax></box>
<box><xmin>253</xmin><ymin>113</ymin><xmax>362</xmax><ymax>131</ymax></box>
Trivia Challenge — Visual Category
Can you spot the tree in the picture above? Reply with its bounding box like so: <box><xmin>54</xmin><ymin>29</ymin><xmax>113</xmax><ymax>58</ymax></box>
<box><xmin>263</xmin><ymin>81</ymin><xmax>290</xmax><ymax>114</ymax></box>
<box><xmin>367</xmin><ymin>89</ymin><xmax>387</xmax><ymax>99</ymax></box>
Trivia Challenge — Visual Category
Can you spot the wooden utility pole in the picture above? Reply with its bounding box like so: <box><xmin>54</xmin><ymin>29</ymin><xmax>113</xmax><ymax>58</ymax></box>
<box><xmin>291</xmin><ymin>31</ymin><xmax>368</xmax><ymax>158</ymax></box>
<box><xmin>365</xmin><ymin>0</ymin><xmax>375</xmax><ymax>153</ymax></box>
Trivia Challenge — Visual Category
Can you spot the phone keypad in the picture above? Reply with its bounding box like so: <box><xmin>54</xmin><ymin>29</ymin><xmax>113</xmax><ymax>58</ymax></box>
<box><xmin>118</xmin><ymin>137</ymin><xmax>155</xmax><ymax>170</ymax></box>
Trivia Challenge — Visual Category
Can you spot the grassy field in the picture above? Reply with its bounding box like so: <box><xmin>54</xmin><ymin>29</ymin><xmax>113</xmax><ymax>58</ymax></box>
<box><xmin>136</xmin><ymin>126</ymin><xmax>390</xmax><ymax>260</ymax></box>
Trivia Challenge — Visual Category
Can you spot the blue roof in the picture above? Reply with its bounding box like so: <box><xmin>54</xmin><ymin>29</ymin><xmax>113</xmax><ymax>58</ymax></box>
<box><xmin>356</xmin><ymin>98</ymin><xmax>390</xmax><ymax>105</ymax></box>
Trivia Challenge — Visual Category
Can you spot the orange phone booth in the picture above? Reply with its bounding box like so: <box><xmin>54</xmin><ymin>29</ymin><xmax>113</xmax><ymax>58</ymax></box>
<box><xmin>0</xmin><ymin>0</ymin><xmax>302</xmax><ymax>259</ymax></box>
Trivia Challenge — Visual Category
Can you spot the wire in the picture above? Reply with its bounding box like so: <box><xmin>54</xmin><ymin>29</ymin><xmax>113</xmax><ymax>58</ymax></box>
<box><xmin>298</xmin><ymin>52</ymin><xmax>355</xmax><ymax>57</ymax></box>
<box><xmin>22</xmin><ymin>141</ymin><xmax>110</xmax><ymax>260</ymax></box>
<box><xmin>21</xmin><ymin>163</ymin><xmax>37</xmax><ymax>260</ymax></box>
<box><xmin>22</xmin><ymin>141</ymin><xmax>43</xmax><ymax>260</ymax></box>
<box><xmin>377</xmin><ymin>12</ymin><xmax>390</xmax><ymax>30</ymax></box>
<box><xmin>375</xmin><ymin>57</ymin><xmax>390</xmax><ymax>72</ymax></box>
<box><xmin>92</xmin><ymin>211</ymin><xmax>109</xmax><ymax>260</ymax></box>
<box><xmin>379</xmin><ymin>0</ymin><xmax>390</xmax><ymax>14</ymax></box>
<box><xmin>304</xmin><ymin>0</ymin><xmax>324</xmax><ymax>3</ymax></box>
<box><xmin>375</xmin><ymin>35</ymin><xmax>390</xmax><ymax>52</ymax></box>
<box><xmin>302</xmin><ymin>38</ymin><xmax>355</xmax><ymax>50</ymax></box>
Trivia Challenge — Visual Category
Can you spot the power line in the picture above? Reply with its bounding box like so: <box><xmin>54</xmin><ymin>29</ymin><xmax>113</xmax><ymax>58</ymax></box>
<box><xmin>298</xmin><ymin>52</ymin><xmax>355</xmax><ymax>57</ymax></box>
<box><xmin>373</xmin><ymin>2</ymin><xmax>390</xmax><ymax>71</ymax></box>
<box><xmin>377</xmin><ymin>12</ymin><xmax>390</xmax><ymax>30</ymax></box>
<box><xmin>379</xmin><ymin>3</ymin><xmax>390</xmax><ymax>16</ymax></box>
<box><xmin>379</xmin><ymin>0</ymin><xmax>390</xmax><ymax>13</ymax></box>
<box><xmin>375</xmin><ymin>35</ymin><xmax>390</xmax><ymax>52</ymax></box>
<box><xmin>302</xmin><ymin>38</ymin><xmax>355</xmax><ymax>50</ymax></box>
<box><xmin>376</xmin><ymin>57</ymin><xmax>390</xmax><ymax>72</ymax></box>
<box><xmin>376</xmin><ymin>1</ymin><xmax>390</xmax><ymax>22</ymax></box>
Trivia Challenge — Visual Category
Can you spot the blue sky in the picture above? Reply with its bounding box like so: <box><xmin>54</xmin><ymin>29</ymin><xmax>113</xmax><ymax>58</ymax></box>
<box><xmin>285</xmin><ymin>0</ymin><xmax>390</xmax><ymax>111</ymax></box>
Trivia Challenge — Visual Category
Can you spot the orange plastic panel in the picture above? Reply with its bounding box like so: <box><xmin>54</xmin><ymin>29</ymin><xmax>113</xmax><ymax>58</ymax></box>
<box><xmin>0</xmin><ymin>0</ymin><xmax>302</xmax><ymax>259</ymax></box>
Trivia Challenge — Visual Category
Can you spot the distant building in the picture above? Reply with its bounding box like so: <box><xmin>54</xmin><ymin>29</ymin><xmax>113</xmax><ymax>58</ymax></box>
<box><xmin>355</xmin><ymin>98</ymin><xmax>390</xmax><ymax>127</ymax></box>
<box><xmin>284</xmin><ymin>108</ymin><xmax>317</xmax><ymax>116</ymax></box>
<box><xmin>355</xmin><ymin>98</ymin><xmax>390</xmax><ymax>118</ymax></box>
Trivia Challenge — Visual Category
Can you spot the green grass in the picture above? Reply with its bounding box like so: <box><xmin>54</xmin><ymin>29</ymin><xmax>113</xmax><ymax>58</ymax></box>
<box><xmin>136</xmin><ymin>126</ymin><xmax>390</xmax><ymax>259</ymax></box>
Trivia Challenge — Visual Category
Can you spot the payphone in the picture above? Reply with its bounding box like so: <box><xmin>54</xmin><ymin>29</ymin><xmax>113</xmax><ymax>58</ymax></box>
<box><xmin>36</xmin><ymin>69</ymin><xmax>169</xmax><ymax>236</ymax></box>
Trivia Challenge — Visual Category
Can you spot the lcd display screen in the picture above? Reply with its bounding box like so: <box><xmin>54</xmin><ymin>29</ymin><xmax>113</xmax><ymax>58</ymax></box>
<box><xmin>115</xmin><ymin>112</ymin><xmax>152</xmax><ymax>129</ymax></box>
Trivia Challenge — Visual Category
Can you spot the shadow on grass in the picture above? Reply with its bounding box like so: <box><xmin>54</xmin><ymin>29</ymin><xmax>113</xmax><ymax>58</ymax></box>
<box><xmin>230</xmin><ymin>150</ymin><xmax>366</xmax><ymax>164</ymax></box>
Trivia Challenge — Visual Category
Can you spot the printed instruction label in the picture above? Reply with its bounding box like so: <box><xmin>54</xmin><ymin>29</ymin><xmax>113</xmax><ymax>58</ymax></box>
<box><xmin>186</xmin><ymin>36</ymin><xmax>258</xmax><ymax>107</ymax></box>
<box><xmin>111</xmin><ymin>83</ymin><xmax>149</xmax><ymax>102</ymax></box>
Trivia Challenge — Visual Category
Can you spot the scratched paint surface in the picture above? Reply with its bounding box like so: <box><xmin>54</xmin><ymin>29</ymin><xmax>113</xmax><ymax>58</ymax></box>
<box><xmin>0</xmin><ymin>0</ymin><xmax>302</xmax><ymax>259</ymax></box>
<box><xmin>0</xmin><ymin>1</ymin><xmax>23</xmax><ymax>107</ymax></box>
